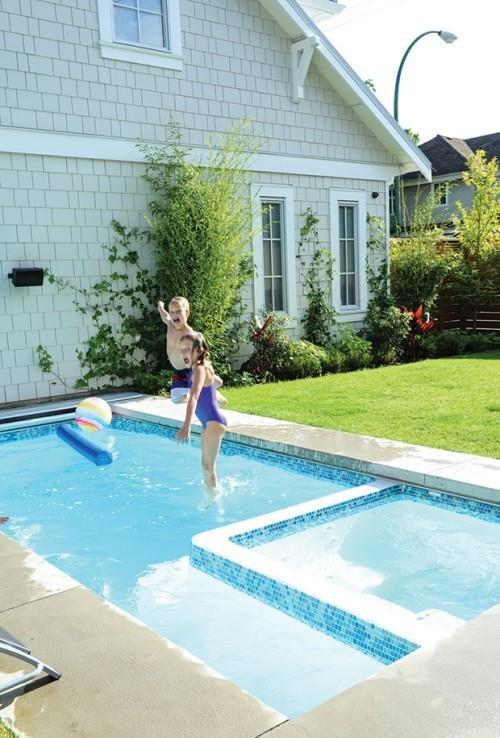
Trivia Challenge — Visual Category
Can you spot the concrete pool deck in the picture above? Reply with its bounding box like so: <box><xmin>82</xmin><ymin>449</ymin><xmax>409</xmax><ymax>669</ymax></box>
<box><xmin>1</xmin><ymin>395</ymin><xmax>499</xmax><ymax>737</ymax></box>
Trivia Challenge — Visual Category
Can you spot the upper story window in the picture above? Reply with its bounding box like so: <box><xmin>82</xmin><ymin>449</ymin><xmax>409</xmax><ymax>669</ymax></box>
<box><xmin>113</xmin><ymin>0</ymin><xmax>168</xmax><ymax>49</ymax></box>
<box><xmin>330</xmin><ymin>189</ymin><xmax>368</xmax><ymax>318</ymax></box>
<box><xmin>97</xmin><ymin>0</ymin><xmax>182</xmax><ymax>70</ymax></box>
<box><xmin>251</xmin><ymin>185</ymin><xmax>297</xmax><ymax>318</ymax></box>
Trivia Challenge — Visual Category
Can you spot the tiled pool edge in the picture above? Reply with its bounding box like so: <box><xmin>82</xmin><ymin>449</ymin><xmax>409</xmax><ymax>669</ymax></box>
<box><xmin>2</xmin><ymin>398</ymin><xmax>500</xmax><ymax>738</ymax></box>
<box><xmin>110</xmin><ymin>400</ymin><xmax>500</xmax><ymax>505</ymax></box>
<box><xmin>192</xmin><ymin>476</ymin><xmax>500</xmax><ymax>665</ymax></box>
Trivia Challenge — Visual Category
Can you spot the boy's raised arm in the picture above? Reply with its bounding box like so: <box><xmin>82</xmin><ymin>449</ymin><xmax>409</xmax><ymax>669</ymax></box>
<box><xmin>158</xmin><ymin>300</ymin><xmax>171</xmax><ymax>326</ymax></box>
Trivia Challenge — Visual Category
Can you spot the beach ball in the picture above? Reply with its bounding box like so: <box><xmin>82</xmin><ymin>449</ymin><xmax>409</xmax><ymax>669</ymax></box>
<box><xmin>75</xmin><ymin>397</ymin><xmax>112</xmax><ymax>433</ymax></box>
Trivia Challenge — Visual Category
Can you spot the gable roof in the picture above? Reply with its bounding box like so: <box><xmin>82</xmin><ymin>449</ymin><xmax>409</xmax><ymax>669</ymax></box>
<box><xmin>256</xmin><ymin>0</ymin><xmax>431</xmax><ymax>180</ymax></box>
<box><xmin>404</xmin><ymin>132</ymin><xmax>500</xmax><ymax>179</ymax></box>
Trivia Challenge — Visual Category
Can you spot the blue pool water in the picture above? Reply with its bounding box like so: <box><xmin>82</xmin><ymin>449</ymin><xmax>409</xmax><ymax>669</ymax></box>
<box><xmin>258</xmin><ymin>497</ymin><xmax>500</xmax><ymax>621</ymax></box>
<box><xmin>0</xmin><ymin>417</ymin><xmax>379</xmax><ymax>716</ymax></box>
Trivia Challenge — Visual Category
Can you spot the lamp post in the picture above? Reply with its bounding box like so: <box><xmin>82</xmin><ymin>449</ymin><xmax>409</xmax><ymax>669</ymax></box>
<box><xmin>393</xmin><ymin>30</ymin><xmax>457</xmax><ymax>230</ymax></box>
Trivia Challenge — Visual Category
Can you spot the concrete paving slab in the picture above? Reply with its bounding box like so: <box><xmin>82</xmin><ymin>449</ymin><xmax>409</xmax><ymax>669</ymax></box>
<box><xmin>2</xmin><ymin>396</ymin><xmax>499</xmax><ymax>737</ymax></box>
<box><xmin>267</xmin><ymin>605</ymin><xmax>500</xmax><ymax>738</ymax></box>
<box><xmin>0</xmin><ymin>534</ymin><xmax>78</xmax><ymax>611</ymax></box>
<box><xmin>0</xmin><ymin>585</ymin><xmax>285</xmax><ymax>738</ymax></box>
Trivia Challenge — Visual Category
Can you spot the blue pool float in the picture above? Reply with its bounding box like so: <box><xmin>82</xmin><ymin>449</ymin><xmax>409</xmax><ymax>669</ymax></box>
<box><xmin>57</xmin><ymin>423</ymin><xmax>113</xmax><ymax>466</ymax></box>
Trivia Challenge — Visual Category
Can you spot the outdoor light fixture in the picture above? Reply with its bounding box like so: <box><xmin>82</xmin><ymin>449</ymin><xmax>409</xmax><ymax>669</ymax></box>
<box><xmin>371</xmin><ymin>192</ymin><xmax>380</xmax><ymax>199</ymax></box>
<box><xmin>392</xmin><ymin>29</ymin><xmax>458</xmax><ymax>228</ymax></box>
<box><xmin>438</xmin><ymin>30</ymin><xmax>458</xmax><ymax>44</ymax></box>
<box><xmin>8</xmin><ymin>267</ymin><xmax>45</xmax><ymax>287</ymax></box>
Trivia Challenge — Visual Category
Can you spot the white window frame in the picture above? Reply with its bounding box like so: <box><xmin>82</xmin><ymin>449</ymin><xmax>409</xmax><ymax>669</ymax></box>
<box><xmin>251</xmin><ymin>185</ymin><xmax>297</xmax><ymax>318</ymax></box>
<box><xmin>97</xmin><ymin>0</ymin><xmax>183</xmax><ymax>70</ymax></box>
<box><xmin>330</xmin><ymin>189</ymin><xmax>367</xmax><ymax>319</ymax></box>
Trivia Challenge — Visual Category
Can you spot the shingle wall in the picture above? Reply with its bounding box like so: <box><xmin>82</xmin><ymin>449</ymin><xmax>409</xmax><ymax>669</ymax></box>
<box><xmin>0</xmin><ymin>0</ymin><xmax>391</xmax><ymax>402</ymax></box>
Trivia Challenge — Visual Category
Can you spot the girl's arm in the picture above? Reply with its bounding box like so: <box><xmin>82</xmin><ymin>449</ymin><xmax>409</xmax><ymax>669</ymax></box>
<box><xmin>157</xmin><ymin>300</ymin><xmax>171</xmax><ymax>326</ymax></box>
<box><xmin>176</xmin><ymin>366</ymin><xmax>205</xmax><ymax>442</ymax></box>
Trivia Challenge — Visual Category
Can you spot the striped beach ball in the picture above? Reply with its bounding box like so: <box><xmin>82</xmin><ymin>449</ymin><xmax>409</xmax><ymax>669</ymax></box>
<box><xmin>75</xmin><ymin>397</ymin><xmax>112</xmax><ymax>433</ymax></box>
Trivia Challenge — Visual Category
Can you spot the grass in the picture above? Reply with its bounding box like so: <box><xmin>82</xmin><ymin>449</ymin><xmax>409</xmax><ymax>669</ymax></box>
<box><xmin>0</xmin><ymin>723</ymin><xmax>18</xmax><ymax>738</ymax></box>
<box><xmin>224</xmin><ymin>350</ymin><xmax>500</xmax><ymax>459</ymax></box>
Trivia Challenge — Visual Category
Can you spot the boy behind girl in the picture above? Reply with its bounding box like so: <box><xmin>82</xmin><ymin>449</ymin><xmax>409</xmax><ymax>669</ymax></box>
<box><xmin>157</xmin><ymin>297</ymin><xmax>227</xmax><ymax>406</ymax></box>
<box><xmin>158</xmin><ymin>296</ymin><xmax>193</xmax><ymax>403</ymax></box>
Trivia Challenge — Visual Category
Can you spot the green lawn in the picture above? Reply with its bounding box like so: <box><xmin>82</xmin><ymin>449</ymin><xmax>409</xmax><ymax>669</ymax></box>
<box><xmin>0</xmin><ymin>723</ymin><xmax>18</xmax><ymax>738</ymax></box>
<box><xmin>224</xmin><ymin>350</ymin><xmax>500</xmax><ymax>459</ymax></box>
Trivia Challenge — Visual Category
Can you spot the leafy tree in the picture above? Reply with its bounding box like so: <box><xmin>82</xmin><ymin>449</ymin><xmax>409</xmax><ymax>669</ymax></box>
<box><xmin>449</xmin><ymin>150</ymin><xmax>500</xmax><ymax>329</ymax></box>
<box><xmin>142</xmin><ymin>123</ymin><xmax>256</xmax><ymax>365</ymax></box>
<box><xmin>391</xmin><ymin>191</ymin><xmax>449</xmax><ymax>311</ymax></box>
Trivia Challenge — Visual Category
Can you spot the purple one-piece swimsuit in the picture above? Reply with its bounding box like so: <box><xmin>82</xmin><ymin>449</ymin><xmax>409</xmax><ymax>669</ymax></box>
<box><xmin>188</xmin><ymin>370</ymin><xmax>227</xmax><ymax>429</ymax></box>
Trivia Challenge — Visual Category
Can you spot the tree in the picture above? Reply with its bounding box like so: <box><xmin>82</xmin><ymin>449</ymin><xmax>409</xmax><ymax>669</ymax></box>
<box><xmin>449</xmin><ymin>150</ymin><xmax>500</xmax><ymax>329</ymax></box>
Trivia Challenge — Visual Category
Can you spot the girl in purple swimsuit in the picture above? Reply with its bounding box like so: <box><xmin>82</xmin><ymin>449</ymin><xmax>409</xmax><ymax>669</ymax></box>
<box><xmin>176</xmin><ymin>333</ymin><xmax>227</xmax><ymax>495</ymax></box>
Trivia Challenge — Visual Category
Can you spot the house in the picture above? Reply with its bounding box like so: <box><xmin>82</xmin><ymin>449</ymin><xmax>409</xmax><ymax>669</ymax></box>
<box><xmin>0</xmin><ymin>0</ymin><xmax>430</xmax><ymax>403</ymax></box>
<box><xmin>401</xmin><ymin>132</ymin><xmax>500</xmax><ymax>228</ymax></box>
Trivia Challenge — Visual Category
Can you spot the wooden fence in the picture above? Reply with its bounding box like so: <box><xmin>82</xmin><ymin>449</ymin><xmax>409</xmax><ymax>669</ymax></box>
<box><xmin>435</xmin><ymin>300</ymin><xmax>500</xmax><ymax>334</ymax></box>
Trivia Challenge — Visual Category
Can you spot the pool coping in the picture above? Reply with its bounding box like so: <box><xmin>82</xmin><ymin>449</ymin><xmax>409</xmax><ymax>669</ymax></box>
<box><xmin>1</xmin><ymin>394</ymin><xmax>499</xmax><ymax>737</ymax></box>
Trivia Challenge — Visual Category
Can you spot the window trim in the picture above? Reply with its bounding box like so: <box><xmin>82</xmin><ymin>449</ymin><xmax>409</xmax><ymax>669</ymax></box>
<box><xmin>97</xmin><ymin>0</ymin><xmax>183</xmax><ymax>70</ymax></box>
<box><xmin>330</xmin><ymin>189</ymin><xmax>367</xmax><ymax>315</ymax></box>
<box><xmin>251</xmin><ymin>185</ymin><xmax>297</xmax><ymax>318</ymax></box>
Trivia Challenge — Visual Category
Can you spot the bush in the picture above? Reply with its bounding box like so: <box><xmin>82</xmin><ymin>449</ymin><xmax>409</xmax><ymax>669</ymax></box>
<box><xmin>363</xmin><ymin>304</ymin><xmax>411</xmax><ymax>365</ymax></box>
<box><xmin>223</xmin><ymin>369</ymin><xmax>256</xmax><ymax>387</ymax></box>
<box><xmin>333</xmin><ymin>330</ymin><xmax>373</xmax><ymax>370</ymax></box>
<box><xmin>421</xmin><ymin>330</ymin><xmax>500</xmax><ymax>358</ymax></box>
<box><xmin>323</xmin><ymin>347</ymin><xmax>345</xmax><ymax>374</ymax></box>
<box><xmin>242</xmin><ymin>312</ymin><xmax>291</xmax><ymax>382</ymax></box>
<box><xmin>277</xmin><ymin>340</ymin><xmax>327</xmax><ymax>380</ymax></box>
<box><xmin>134</xmin><ymin>369</ymin><xmax>173</xmax><ymax>395</ymax></box>
<box><xmin>391</xmin><ymin>238</ymin><xmax>450</xmax><ymax>312</ymax></box>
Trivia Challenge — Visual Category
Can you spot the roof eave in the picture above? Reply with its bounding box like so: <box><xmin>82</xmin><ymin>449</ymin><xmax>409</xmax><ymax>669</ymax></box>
<box><xmin>258</xmin><ymin>0</ymin><xmax>432</xmax><ymax>181</ymax></box>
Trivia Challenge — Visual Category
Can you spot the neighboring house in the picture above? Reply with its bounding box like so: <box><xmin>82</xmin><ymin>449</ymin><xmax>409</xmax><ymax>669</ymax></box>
<box><xmin>401</xmin><ymin>132</ymin><xmax>500</xmax><ymax>228</ymax></box>
<box><xmin>0</xmin><ymin>0</ymin><xmax>430</xmax><ymax>403</ymax></box>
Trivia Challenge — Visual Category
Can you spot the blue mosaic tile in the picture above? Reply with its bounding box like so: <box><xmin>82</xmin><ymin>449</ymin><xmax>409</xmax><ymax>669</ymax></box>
<box><xmin>191</xmin><ymin>543</ymin><xmax>417</xmax><ymax>665</ymax></box>
<box><xmin>193</xmin><ymin>482</ymin><xmax>500</xmax><ymax>666</ymax></box>
<box><xmin>0</xmin><ymin>415</ymin><xmax>372</xmax><ymax>490</ymax></box>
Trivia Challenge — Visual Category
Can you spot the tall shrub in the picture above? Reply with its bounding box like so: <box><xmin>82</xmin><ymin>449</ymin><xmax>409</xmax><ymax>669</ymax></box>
<box><xmin>296</xmin><ymin>208</ymin><xmax>336</xmax><ymax>346</ymax></box>
<box><xmin>390</xmin><ymin>192</ymin><xmax>449</xmax><ymax>312</ymax></box>
<box><xmin>449</xmin><ymin>150</ymin><xmax>500</xmax><ymax>329</ymax></box>
<box><xmin>142</xmin><ymin>123</ymin><xmax>256</xmax><ymax>363</ymax></box>
<box><xmin>363</xmin><ymin>215</ymin><xmax>410</xmax><ymax>364</ymax></box>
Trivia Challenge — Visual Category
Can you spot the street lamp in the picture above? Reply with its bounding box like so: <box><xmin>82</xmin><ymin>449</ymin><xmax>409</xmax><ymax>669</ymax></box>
<box><xmin>393</xmin><ymin>30</ymin><xmax>458</xmax><ymax>229</ymax></box>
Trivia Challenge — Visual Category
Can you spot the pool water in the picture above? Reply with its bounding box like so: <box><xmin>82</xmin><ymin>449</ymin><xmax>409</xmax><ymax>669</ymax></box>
<box><xmin>0</xmin><ymin>418</ymin><xmax>378</xmax><ymax>717</ymax></box>
<box><xmin>258</xmin><ymin>498</ymin><xmax>500</xmax><ymax>620</ymax></box>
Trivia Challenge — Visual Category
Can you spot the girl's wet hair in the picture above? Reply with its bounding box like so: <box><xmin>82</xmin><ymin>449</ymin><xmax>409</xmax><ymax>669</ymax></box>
<box><xmin>181</xmin><ymin>332</ymin><xmax>210</xmax><ymax>364</ymax></box>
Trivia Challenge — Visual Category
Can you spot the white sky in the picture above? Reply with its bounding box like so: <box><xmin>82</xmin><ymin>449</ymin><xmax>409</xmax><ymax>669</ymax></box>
<box><xmin>320</xmin><ymin>0</ymin><xmax>499</xmax><ymax>143</ymax></box>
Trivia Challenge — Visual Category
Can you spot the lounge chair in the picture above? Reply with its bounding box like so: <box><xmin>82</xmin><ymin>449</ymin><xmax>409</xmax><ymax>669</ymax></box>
<box><xmin>0</xmin><ymin>637</ymin><xmax>61</xmax><ymax>694</ymax></box>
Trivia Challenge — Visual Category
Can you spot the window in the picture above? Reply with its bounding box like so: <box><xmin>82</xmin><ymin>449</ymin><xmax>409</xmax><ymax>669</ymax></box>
<box><xmin>251</xmin><ymin>185</ymin><xmax>297</xmax><ymax>317</ymax></box>
<box><xmin>338</xmin><ymin>204</ymin><xmax>357</xmax><ymax>307</ymax></box>
<box><xmin>97</xmin><ymin>0</ymin><xmax>182</xmax><ymax>69</ymax></box>
<box><xmin>435</xmin><ymin>182</ymin><xmax>449</xmax><ymax>206</ymax></box>
<box><xmin>262</xmin><ymin>201</ymin><xmax>285</xmax><ymax>311</ymax></box>
<box><xmin>113</xmin><ymin>0</ymin><xmax>167</xmax><ymax>49</ymax></box>
<box><xmin>330</xmin><ymin>190</ymin><xmax>367</xmax><ymax>316</ymax></box>
<box><xmin>388</xmin><ymin>184</ymin><xmax>395</xmax><ymax>216</ymax></box>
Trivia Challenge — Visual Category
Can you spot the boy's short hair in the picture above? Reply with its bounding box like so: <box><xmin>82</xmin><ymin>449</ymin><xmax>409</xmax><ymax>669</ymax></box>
<box><xmin>169</xmin><ymin>296</ymin><xmax>190</xmax><ymax>311</ymax></box>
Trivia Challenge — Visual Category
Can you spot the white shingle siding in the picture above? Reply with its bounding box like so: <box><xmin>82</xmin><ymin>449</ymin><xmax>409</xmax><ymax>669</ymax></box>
<box><xmin>1</xmin><ymin>0</ymin><xmax>393</xmax><ymax>401</ymax></box>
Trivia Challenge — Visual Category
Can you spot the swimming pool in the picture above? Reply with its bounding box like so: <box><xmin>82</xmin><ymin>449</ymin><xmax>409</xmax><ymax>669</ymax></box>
<box><xmin>193</xmin><ymin>479</ymin><xmax>500</xmax><ymax>659</ymax></box>
<box><xmin>0</xmin><ymin>415</ymin><xmax>381</xmax><ymax>717</ymax></box>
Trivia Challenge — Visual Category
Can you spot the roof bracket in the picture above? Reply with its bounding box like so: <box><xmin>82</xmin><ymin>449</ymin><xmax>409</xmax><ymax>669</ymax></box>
<box><xmin>291</xmin><ymin>36</ymin><xmax>319</xmax><ymax>103</ymax></box>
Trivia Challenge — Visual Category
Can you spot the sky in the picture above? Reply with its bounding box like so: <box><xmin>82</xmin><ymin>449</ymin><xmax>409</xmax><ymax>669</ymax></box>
<box><xmin>319</xmin><ymin>0</ymin><xmax>499</xmax><ymax>144</ymax></box>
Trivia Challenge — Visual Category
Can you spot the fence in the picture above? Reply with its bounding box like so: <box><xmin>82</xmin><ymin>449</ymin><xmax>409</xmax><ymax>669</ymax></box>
<box><xmin>436</xmin><ymin>300</ymin><xmax>500</xmax><ymax>334</ymax></box>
